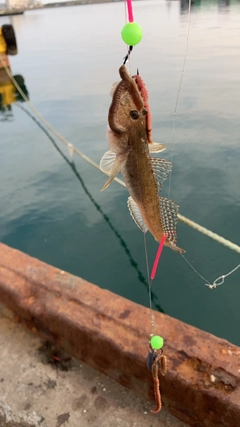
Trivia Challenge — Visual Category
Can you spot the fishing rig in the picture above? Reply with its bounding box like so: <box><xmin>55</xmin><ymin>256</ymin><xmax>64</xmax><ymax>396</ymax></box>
<box><xmin>1</xmin><ymin>0</ymin><xmax>240</xmax><ymax>415</ymax></box>
<box><xmin>115</xmin><ymin>0</ymin><xmax>174</xmax><ymax>412</ymax></box>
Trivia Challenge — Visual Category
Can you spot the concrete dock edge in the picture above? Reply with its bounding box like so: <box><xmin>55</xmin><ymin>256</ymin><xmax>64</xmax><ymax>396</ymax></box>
<box><xmin>0</xmin><ymin>243</ymin><xmax>239</xmax><ymax>426</ymax></box>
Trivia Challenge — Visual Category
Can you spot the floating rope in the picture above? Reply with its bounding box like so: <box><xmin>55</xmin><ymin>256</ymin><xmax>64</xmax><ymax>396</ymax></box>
<box><xmin>179</xmin><ymin>215</ymin><xmax>240</xmax><ymax>254</ymax></box>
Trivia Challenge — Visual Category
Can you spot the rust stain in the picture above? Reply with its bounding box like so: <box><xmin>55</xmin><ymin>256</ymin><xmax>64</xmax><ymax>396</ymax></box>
<box><xmin>183</xmin><ymin>357</ymin><xmax>237</xmax><ymax>393</ymax></box>
<box><xmin>119</xmin><ymin>309</ymin><xmax>131</xmax><ymax>319</ymax></box>
<box><xmin>221</xmin><ymin>347</ymin><xmax>240</xmax><ymax>356</ymax></box>
<box><xmin>183</xmin><ymin>334</ymin><xmax>197</xmax><ymax>347</ymax></box>
<box><xmin>26</xmin><ymin>296</ymin><xmax>37</xmax><ymax>306</ymax></box>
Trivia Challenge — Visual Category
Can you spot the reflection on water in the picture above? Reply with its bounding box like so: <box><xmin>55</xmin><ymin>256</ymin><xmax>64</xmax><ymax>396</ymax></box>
<box><xmin>180</xmin><ymin>0</ymin><xmax>231</xmax><ymax>13</ymax></box>
<box><xmin>0</xmin><ymin>72</ymin><xmax>29</xmax><ymax>121</ymax></box>
<box><xmin>180</xmin><ymin>0</ymin><xmax>194</xmax><ymax>13</ymax></box>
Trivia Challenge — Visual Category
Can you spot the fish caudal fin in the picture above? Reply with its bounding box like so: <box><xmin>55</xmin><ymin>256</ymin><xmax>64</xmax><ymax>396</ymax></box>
<box><xmin>165</xmin><ymin>241</ymin><xmax>185</xmax><ymax>254</ymax></box>
<box><xmin>100</xmin><ymin>151</ymin><xmax>128</xmax><ymax>191</ymax></box>
<box><xmin>127</xmin><ymin>196</ymin><xmax>148</xmax><ymax>233</ymax></box>
<box><xmin>159</xmin><ymin>196</ymin><xmax>185</xmax><ymax>253</ymax></box>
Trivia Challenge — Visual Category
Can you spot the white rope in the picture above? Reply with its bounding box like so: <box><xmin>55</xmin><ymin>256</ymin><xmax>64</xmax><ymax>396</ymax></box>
<box><xmin>178</xmin><ymin>214</ymin><xmax>240</xmax><ymax>254</ymax></box>
<box><xmin>1</xmin><ymin>57</ymin><xmax>240</xmax><ymax>256</ymax></box>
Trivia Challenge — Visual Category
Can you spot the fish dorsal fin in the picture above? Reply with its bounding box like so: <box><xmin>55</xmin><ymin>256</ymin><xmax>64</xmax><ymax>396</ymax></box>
<box><xmin>149</xmin><ymin>142</ymin><xmax>166</xmax><ymax>153</ymax></box>
<box><xmin>127</xmin><ymin>196</ymin><xmax>148</xmax><ymax>233</ymax></box>
<box><xmin>159</xmin><ymin>196</ymin><xmax>179</xmax><ymax>244</ymax></box>
<box><xmin>101</xmin><ymin>152</ymin><xmax>128</xmax><ymax>191</ymax></box>
<box><xmin>151</xmin><ymin>158</ymin><xmax>173</xmax><ymax>190</ymax></box>
<box><xmin>100</xmin><ymin>150</ymin><xmax>116</xmax><ymax>173</ymax></box>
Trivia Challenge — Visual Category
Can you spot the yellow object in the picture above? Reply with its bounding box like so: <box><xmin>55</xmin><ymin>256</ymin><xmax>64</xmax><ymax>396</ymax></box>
<box><xmin>0</xmin><ymin>29</ymin><xmax>7</xmax><ymax>54</ymax></box>
<box><xmin>0</xmin><ymin>30</ymin><xmax>14</xmax><ymax>106</ymax></box>
<box><xmin>0</xmin><ymin>82</ymin><xmax>15</xmax><ymax>106</ymax></box>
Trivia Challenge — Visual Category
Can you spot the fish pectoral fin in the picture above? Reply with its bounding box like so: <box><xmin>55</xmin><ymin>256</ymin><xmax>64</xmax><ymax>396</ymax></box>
<box><xmin>159</xmin><ymin>196</ymin><xmax>185</xmax><ymax>253</ymax></box>
<box><xmin>127</xmin><ymin>196</ymin><xmax>148</xmax><ymax>233</ymax></box>
<box><xmin>100</xmin><ymin>150</ymin><xmax>116</xmax><ymax>173</ymax></box>
<box><xmin>101</xmin><ymin>153</ymin><xmax>128</xmax><ymax>191</ymax></box>
<box><xmin>151</xmin><ymin>158</ymin><xmax>173</xmax><ymax>190</ymax></box>
<box><xmin>148</xmin><ymin>142</ymin><xmax>166</xmax><ymax>153</ymax></box>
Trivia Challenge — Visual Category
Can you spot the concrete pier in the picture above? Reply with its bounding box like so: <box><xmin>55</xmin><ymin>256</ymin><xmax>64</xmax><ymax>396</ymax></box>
<box><xmin>0</xmin><ymin>243</ymin><xmax>239</xmax><ymax>426</ymax></box>
<box><xmin>0</xmin><ymin>304</ymin><xmax>187</xmax><ymax>427</ymax></box>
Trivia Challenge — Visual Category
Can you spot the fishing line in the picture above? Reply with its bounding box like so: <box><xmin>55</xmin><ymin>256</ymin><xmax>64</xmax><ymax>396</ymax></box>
<box><xmin>121</xmin><ymin>0</ymin><xmax>153</xmax><ymax>323</ymax></box>
<box><xmin>146</xmin><ymin>0</ymin><xmax>193</xmax><ymax>281</ymax></box>
<box><xmin>164</xmin><ymin>0</ymin><xmax>240</xmax><ymax>289</ymax></box>
<box><xmin>180</xmin><ymin>254</ymin><xmax>211</xmax><ymax>286</ymax></box>
<box><xmin>120</xmin><ymin>0</ymin><xmax>162</xmax><ymax>361</ymax></box>
<box><xmin>123</xmin><ymin>2</ymin><xmax>133</xmax><ymax>66</ymax></box>
<box><xmin>168</xmin><ymin>0</ymin><xmax>191</xmax><ymax>199</ymax></box>
<box><xmin>182</xmin><ymin>254</ymin><xmax>240</xmax><ymax>289</ymax></box>
<box><xmin>123</xmin><ymin>0</ymin><xmax>133</xmax><ymax>65</ymax></box>
<box><xmin>205</xmin><ymin>264</ymin><xmax>240</xmax><ymax>289</ymax></box>
<box><xmin>166</xmin><ymin>0</ymin><xmax>207</xmax><ymax>287</ymax></box>
<box><xmin>120</xmin><ymin>7</ymin><xmax>167</xmax><ymax>408</ymax></box>
<box><xmin>143</xmin><ymin>233</ymin><xmax>155</xmax><ymax>335</ymax></box>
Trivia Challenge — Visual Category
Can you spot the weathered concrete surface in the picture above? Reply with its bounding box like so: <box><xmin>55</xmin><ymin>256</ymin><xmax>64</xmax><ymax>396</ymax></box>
<box><xmin>0</xmin><ymin>304</ymin><xmax>187</xmax><ymax>427</ymax></box>
<box><xmin>0</xmin><ymin>242</ymin><xmax>240</xmax><ymax>427</ymax></box>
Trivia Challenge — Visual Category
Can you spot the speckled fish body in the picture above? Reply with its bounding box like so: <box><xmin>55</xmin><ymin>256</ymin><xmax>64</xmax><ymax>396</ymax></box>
<box><xmin>100</xmin><ymin>65</ymin><xmax>185</xmax><ymax>253</ymax></box>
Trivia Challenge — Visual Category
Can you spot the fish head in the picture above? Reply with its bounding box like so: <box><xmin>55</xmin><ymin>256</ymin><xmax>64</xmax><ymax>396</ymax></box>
<box><xmin>107</xmin><ymin>65</ymin><xmax>149</xmax><ymax>153</ymax></box>
<box><xmin>101</xmin><ymin>66</ymin><xmax>165</xmax><ymax>190</ymax></box>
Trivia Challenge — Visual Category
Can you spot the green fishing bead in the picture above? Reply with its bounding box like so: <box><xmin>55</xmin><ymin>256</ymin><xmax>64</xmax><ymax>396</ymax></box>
<box><xmin>150</xmin><ymin>335</ymin><xmax>164</xmax><ymax>350</ymax></box>
<box><xmin>121</xmin><ymin>22</ymin><xmax>142</xmax><ymax>46</ymax></box>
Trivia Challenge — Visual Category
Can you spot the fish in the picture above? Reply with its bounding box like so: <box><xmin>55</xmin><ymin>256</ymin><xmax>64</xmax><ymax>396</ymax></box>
<box><xmin>100</xmin><ymin>65</ymin><xmax>185</xmax><ymax>254</ymax></box>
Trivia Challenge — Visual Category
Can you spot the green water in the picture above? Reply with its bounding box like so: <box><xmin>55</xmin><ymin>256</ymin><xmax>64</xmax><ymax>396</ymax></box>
<box><xmin>0</xmin><ymin>0</ymin><xmax>240</xmax><ymax>345</ymax></box>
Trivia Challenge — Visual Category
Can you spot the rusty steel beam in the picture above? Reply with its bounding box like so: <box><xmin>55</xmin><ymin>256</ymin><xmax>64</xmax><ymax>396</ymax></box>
<box><xmin>0</xmin><ymin>242</ymin><xmax>239</xmax><ymax>426</ymax></box>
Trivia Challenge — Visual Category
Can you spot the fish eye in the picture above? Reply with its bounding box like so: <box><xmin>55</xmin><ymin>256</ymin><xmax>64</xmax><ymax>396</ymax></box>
<box><xmin>142</xmin><ymin>108</ymin><xmax>148</xmax><ymax>116</ymax></box>
<box><xmin>130</xmin><ymin>110</ymin><xmax>139</xmax><ymax>120</ymax></box>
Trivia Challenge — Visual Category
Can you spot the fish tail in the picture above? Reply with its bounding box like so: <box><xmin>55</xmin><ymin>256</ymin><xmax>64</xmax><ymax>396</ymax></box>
<box><xmin>165</xmin><ymin>240</ymin><xmax>185</xmax><ymax>254</ymax></box>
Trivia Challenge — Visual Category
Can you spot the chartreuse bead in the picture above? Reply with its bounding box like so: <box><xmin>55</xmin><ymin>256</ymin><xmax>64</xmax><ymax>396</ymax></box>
<box><xmin>150</xmin><ymin>335</ymin><xmax>164</xmax><ymax>350</ymax></box>
<box><xmin>121</xmin><ymin>22</ymin><xmax>142</xmax><ymax>46</ymax></box>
